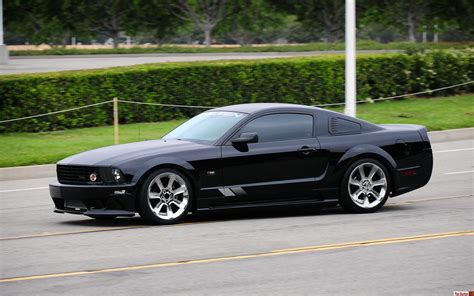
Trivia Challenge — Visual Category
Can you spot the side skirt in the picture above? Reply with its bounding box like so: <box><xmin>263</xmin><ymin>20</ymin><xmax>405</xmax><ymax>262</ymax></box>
<box><xmin>196</xmin><ymin>198</ymin><xmax>339</xmax><ymax>211</ymax></box>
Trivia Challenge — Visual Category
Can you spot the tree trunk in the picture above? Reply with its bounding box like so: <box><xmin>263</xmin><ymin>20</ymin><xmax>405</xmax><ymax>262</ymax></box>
<box><xmin>61</xmin><ymin>36</ymin><xmax>68</xmax><ymax>48</ymax></box>
<box><xmin>407</xmin><ymin>12</ymin><xmax>416</xmax><ymax>42</ymax></box>
<box><xmin>204</xmin><ymin>28</ymin><xmax>212</xmax><ymax>47</ymax></box>
<box><xmin>112</xmin><ymin>33</ymin><xmax>120</xmax><ymax>49</ymax></box>
<box><xmin>61</xmin><ymin>31</ymin><xmax>71</xmax><ymax>48</ymax></box>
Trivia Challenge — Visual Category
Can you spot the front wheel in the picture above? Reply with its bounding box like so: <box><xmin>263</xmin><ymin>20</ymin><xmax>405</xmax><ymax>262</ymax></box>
<box><xmin>339</xmin><ymin>158</ymin><xmax>390</xmax><ymax>213</ymax></box>
<box><xmin>137</xmin><ymin>169</ymin><xmax>192</xmax><ymax>225</ymax></box>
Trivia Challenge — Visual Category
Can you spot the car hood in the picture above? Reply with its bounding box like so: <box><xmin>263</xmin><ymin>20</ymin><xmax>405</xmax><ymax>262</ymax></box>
<box><xmin>58</xmin><ymin>139</ymin><xmax>209</xmax><ymax>166</ymax></box>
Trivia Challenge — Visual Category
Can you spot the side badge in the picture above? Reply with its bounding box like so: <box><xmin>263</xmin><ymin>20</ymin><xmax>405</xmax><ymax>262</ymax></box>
<box><xmin>206</xmin><ymin>171</ymin><xmax>216</xmax><ymax>176</ymax></box>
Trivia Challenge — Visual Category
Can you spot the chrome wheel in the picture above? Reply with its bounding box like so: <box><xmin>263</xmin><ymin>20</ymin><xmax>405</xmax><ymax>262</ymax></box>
<box><xmin>348</xmin><ymin>162</ymin><xmax>388</xmax><ymax>209</ymax></box>
<box><xmin>147</xmin><ymin>172</ymin><xmax>189</xmax><ymax>220</ymax></box>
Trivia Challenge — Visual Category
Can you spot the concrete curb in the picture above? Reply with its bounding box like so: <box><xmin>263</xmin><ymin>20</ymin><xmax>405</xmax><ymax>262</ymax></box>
<box><xmin>427</xmin><ymin>127</ymin><xmax>473</xmax><ymax>143</ymax></box>
<box><xmin>0</xmin><ymin>164</ymin><xmax>56</xmax><ymax>181</ymax></box>
<box><xmin>1</xmin><ymin>127</ymin><xmax>472</xmax><ymax>182</ymax></box>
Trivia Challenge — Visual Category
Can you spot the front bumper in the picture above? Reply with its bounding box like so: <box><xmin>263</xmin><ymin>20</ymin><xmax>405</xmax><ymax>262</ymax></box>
<box><xmin>49</xmin><ymin>181</ymin><xmax>137</xmax><ymax>217</ymax></box>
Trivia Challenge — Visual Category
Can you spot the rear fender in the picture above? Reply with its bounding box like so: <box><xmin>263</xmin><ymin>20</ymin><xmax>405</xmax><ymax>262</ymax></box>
<box><xmin>332</xmin><ymin>145</ymin><xmax>397</xmax><ymax>187</ymax></box>
<box><xmin>337</xmin><ymin>144</ymin><xmax>397</xmax><ymax>169</ymax></box>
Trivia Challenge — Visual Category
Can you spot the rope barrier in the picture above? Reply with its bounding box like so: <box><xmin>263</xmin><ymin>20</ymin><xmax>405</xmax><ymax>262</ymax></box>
<box><xmin>0</xmin><ymin>100</ymin><xmax>114</xmax><ymax>124</ymax></box>
<box><xmin>1</xmin><ymin>80</ymin><xmax>472</xmax><ymax>123</ymax></box>
<box><xmin>313</xmin><ymin>80</ymin><xmax>474</xmax><ymax>107</ymax></box>
<box><xmin>117</xmin><ymin>100</ymin><xmax>216</xmax><ymax>109</ymax></box>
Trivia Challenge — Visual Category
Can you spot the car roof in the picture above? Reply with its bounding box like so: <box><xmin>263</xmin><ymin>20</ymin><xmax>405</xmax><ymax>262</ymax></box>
<box><xmin>210</xmin><ymin>103</ymin><xmax>321</xmax><ymax>114</ymax></box>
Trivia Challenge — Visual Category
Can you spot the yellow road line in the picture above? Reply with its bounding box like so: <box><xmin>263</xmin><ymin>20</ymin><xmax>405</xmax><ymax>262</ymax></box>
<box><xmin>272</xmin><ymin>230</ymin><xmax>473</xmax><ymax>252</ymax></box>
<box><xmin>1</xmin><ymin>194</ymin><xmax>472</xmax><ymax>241</ymax></box>
<box><xmin>1</xmin><ymin>230</ymin><xmax>472</xmax><ymax>283</ymax></box>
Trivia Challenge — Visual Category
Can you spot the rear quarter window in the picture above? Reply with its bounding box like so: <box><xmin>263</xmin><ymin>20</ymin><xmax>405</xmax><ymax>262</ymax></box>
<box><xmin>329</xmin><ymin>117</ymin><xmax>362</xmax><ymax>135</ymax></box>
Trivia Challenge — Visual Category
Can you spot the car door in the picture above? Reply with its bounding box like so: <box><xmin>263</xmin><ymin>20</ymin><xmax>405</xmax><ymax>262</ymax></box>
<box><xmin>219</xmin><ymin>112</ymin><xmax>325</xmax><ymax>205</ymax></box>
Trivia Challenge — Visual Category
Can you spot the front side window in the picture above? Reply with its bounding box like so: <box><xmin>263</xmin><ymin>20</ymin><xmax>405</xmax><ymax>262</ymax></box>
<box><xmin>238</xmin><ymin>113</ymin><xmax>313</xmax><ymax>143</ymax></box>
<box><xmin>164</xmin><ymin>111</ymin><xmax>247</xmax><ymax>142</ymax></box>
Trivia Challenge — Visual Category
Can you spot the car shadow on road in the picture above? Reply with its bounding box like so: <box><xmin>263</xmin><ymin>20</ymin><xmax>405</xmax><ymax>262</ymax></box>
<box><xmin>57</xmin><ymin>202</ymin><xmax>412</xmax><ymax>227</ymax></box>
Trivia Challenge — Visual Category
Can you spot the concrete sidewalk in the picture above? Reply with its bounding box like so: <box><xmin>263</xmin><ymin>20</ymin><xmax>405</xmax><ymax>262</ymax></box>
<box><xmin>1</xmin><ymin>50</ymin><xmax>401</xmax><ymax>75</ymax></box>
<box><xmin>1</xmin><ymin>127</ymin><xmax>472</xmax><ymax>181</ymax></box>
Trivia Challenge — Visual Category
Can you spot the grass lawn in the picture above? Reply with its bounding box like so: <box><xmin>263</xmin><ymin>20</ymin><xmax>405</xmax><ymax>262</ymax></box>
<box><xmin>1</xmin><ymin>94</ymin><xmax>472</xmax><ymax>167</ymax></box>
<box><xmin>0</xmin><ymin>120</ymin><xmax>185</xmax><ymax>167</ymax></box>
<box><xmin>328</xmin><ymin>94</ymin><xmax>474</xmax><ymax>130</ymax></box>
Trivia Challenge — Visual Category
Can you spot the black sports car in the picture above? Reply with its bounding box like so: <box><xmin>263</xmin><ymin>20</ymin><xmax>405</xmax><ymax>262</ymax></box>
<box><xmin>50</xmin><ymin>103</ymin><xmax>433</xmax><ymax>224</ymax></box>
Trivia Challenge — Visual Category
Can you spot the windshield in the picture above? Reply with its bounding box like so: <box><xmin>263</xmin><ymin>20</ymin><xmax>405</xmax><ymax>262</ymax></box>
<box><xmin>163</xmin><ymin>111</ymin><xmax>247</xmax><ymax>142</ymax></box>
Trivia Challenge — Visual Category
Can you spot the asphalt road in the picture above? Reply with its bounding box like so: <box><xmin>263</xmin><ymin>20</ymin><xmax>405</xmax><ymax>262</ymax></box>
<box><xmin>0</xmin><ymin>139</ymin><xmax>473</xmax><ymax>295</ymax></box>
<box><xmin>0</xmin><ymin>50</ymin><xmax>400</xmax><ymax>75</ymax></box>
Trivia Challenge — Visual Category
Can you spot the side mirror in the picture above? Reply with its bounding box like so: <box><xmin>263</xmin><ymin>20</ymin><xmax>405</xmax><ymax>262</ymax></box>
<box><xmin>231</xmin><ymin>132</ymin><xmax>258</xmax><ymax>145</ymax></box>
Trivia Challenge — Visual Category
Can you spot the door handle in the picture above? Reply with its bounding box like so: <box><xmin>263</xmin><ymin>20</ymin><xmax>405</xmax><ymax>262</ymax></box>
<box><xmin>297</xmin><ymin>146</ymin><xmax>317</xmax><ymax>155</ymax></box>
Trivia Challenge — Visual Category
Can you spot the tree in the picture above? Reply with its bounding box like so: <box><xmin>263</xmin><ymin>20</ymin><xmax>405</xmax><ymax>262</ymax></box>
<box><xmin>360</xmin><ymin>0</ymin><xmax>473</xmax><ymax>42</ymax></box>
<box><xmin>4</xmin><ymin>0</ymin><xmax>88</xmax><ymax>46</ymax></box>
<box><xmin>219</xmin><ymin>0</ymin><xmax>287</xmax><ymax>45</ymax></box>
<box><xmin>369</xmin><ymin>0</ymin><xmax>430</xmax><ymax>42</ymax></box>
<box><xmin>271</xmin><ymin>0</ymin><xmax>346</xmax><ymax>42</ymax></box>
<box><xmin>78</xmin><ymin>0</ymin><xmax>135</xmax><ymax>48</ymax></box>
<box><xmin>171</xmin><ymin>0</ymin><xmax>233</xmax><ymax>46</ymax></box>
<box><xmin>127</xmin><ymin>0</ymin><xmax>183</xmax><ymax>45</ymax></box>
<box><xmin>428</xmin><ymin>0</ymin><xmax>474</xmax><ymax>37</ymax></box>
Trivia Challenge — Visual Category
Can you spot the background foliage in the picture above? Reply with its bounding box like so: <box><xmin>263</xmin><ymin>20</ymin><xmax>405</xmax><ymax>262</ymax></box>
<box><xmin>5</xmin><ymin>0</ymin><xmax>474</xmax><ymax>47</ymax></box>
<box><xmin>1</xmin><ymin>51</ymin><xmax>472</xmax><ymax>133</ymax></box>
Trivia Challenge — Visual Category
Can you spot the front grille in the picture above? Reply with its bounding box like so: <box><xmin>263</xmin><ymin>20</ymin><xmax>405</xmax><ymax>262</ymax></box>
<box><xmin>57</xmin><ymin>165</ymin><xmax>101</xmax><ymax>184</ymax></box>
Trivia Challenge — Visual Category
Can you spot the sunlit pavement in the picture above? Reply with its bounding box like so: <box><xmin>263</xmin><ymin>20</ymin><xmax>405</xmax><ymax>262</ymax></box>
<box><xmin>0</xmin><ymin>139</ymin><xmax>472</xmax><ymax>295</ymax></box>
<box><xmin>0</xmin><ymin>50</ymin><xmax>400</xmax><ymax>75</ymax></box>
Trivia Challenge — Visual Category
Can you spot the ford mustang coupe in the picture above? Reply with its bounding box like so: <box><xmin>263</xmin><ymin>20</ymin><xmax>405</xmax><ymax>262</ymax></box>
<box><xmin>50</xmin><ymin>103</ymin><xmax>433</xmax><ymax>224</ymax></box>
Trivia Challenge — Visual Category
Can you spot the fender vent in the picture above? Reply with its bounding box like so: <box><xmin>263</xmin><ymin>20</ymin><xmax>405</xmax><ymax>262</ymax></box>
<box><xmin>330</xmin><ymin>117</ymin><xmax>338</xmax><ymax>133</ymax></box>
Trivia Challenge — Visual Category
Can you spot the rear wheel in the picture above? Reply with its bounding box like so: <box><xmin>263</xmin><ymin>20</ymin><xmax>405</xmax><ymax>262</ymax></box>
<box><xmin>137</xmin><ymin>168</ymin><xmax>192</xmax><ymax>225</ymax></box>
<box><xmin>339</xmin><ymin>158</ymin><xmax>390</xmax><ymax>213</ymax></box>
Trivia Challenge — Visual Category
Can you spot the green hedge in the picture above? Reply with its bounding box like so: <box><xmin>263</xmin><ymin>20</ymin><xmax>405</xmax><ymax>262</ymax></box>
<box><xmin>0</xmin><ymin>51</ymin><xmax>473</xmax><ymax>133</ymax></box>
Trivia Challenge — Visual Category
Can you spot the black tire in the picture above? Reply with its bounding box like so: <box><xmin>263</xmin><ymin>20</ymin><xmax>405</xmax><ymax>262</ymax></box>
<box><xmin>87</xmin><ymin>215</ymin><xmax>117</xmax><ymax>220</ymax></box>
<box><xmin>339</xmin><ymin>158</ymin><xmax>391</xmax><ymax>213</ymax></box>
<box><xmin>137</xmin><ymin>168</ymin><xmax>193</xmax><ymax>225</ymax></box>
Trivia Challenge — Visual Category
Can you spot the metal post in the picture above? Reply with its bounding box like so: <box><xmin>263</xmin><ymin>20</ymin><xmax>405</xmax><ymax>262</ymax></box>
<box><xmin>344</xmin><ymin>0</ymin><xmax>356</xmax><ymax>117</ymax></box>
<box><xmin>113</xmin><ymin>97</ymin><xmax>119</xmax><ymax>145</ymax></box>
<box><xmin>0</xmin><ymin>0</ymin><xmax>9</xmax><ymax>64</ymax></box>
<box><xmin>433</xmin><ymin>24</ymin><xmax>439</xmax><ymax>42</ymax></box>
<box><xmin>0</xmin><ymin>0</ymin><xmax>3</xmax><ymax>45</ymax></box>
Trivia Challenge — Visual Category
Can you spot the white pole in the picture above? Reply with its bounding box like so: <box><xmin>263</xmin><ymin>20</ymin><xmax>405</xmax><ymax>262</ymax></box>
<box><xmin>344</xmin><ymin>0</ymin><xmax>356</xmax><ymax>117</ymax></box>
<box><xmin>0</xmin><ymin>0</ymin><xmax>8</xmax><ymax>65</ymax></box>
<box><xmin>0</xmin><ymin>0</ymin><xmax>4</xmax><ymax>45</ymax></box>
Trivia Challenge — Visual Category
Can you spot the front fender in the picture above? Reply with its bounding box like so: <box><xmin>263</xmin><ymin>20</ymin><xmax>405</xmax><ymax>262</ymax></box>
<box><xmin>125</xmin><ymin>156</ymin><xmax>196</xmax><ymax>184</ymax></box>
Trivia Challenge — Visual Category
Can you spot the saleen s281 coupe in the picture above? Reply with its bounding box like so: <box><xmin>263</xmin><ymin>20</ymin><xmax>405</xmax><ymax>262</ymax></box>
<box><xmin>50</xmin><ymin>103</ymin><xmax>433</xmax><ymax>224</ymax></box>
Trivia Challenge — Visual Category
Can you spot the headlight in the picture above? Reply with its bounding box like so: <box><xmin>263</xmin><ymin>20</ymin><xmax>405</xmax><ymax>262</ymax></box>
<box><xmin>111</xmin><ymin>168</ymin><xmax>124</xmax><ymax>182</ymax></box>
